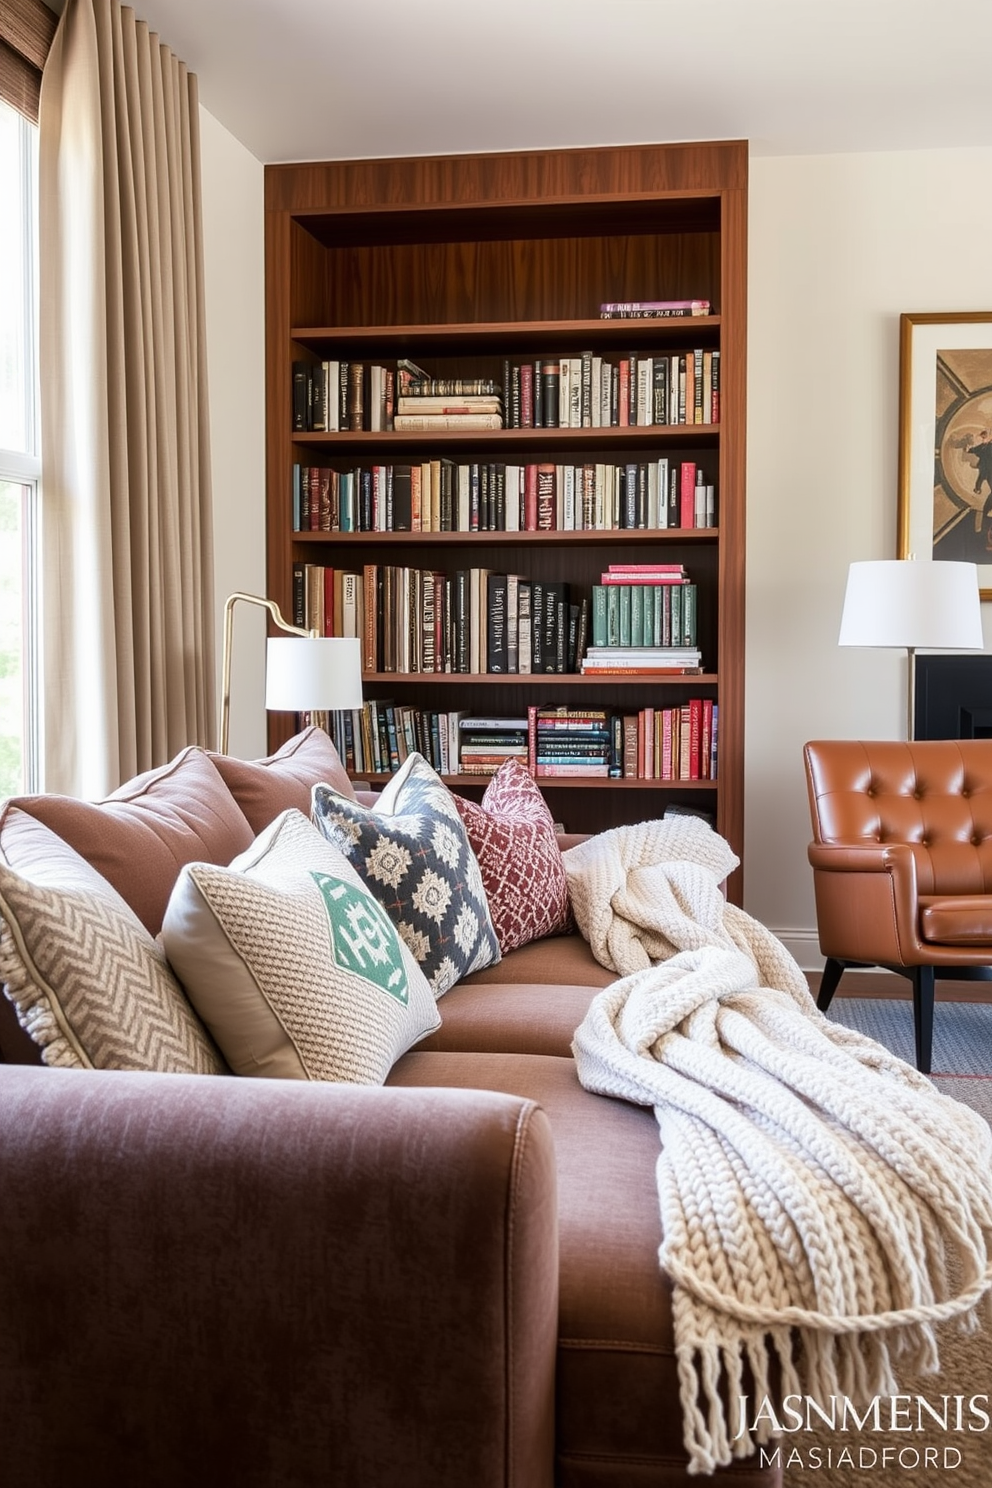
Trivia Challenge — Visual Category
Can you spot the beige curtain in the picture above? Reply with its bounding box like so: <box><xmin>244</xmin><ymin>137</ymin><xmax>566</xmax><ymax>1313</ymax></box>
<box><xmin>38</xmin><ymin>0</ymin><xmax>215</xmax><ymax>798</ymax></box>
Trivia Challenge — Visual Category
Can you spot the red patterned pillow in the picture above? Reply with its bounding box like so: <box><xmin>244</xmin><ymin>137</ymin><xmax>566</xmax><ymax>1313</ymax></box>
<box><xmin>453</xmin><ymin>759</ymin><xmax>571</xmax><ymax>953</ymax></box>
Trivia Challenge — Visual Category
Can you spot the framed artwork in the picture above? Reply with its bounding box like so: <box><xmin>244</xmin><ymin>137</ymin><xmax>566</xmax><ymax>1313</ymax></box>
<box><xmin>898</xmin><ymin>311</ymin><xmax>992</xmax><ymax>598</ymax></box>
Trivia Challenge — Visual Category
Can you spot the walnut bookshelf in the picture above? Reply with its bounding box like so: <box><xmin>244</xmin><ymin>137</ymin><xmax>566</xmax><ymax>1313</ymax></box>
<box><xmin>264</xmin><ymin>140</ymin><xmax>747</xmax><ymax>902</ymax></box>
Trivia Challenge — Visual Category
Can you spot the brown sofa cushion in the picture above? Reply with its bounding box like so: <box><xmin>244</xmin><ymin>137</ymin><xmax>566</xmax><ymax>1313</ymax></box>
<box><xmin>386</xmin><ymin>1050</ymin><xmax>691</xmax><ymax>1481</ymax></box>
<box><xmin>11</xmin><ymin>749</ymin><xmax>255</xmax><ymax>935</ymax></box>
<box><xmin>209</xmin><ymin>725</ymin><xmax>355</xmax><ymax>833</ymax></box>
<box><xmin>458</xmin><ymin>932</ymin><xmax>614</xmax><ymax>989</ymax></box>
<box><xmin>418</xmin><ymin>981</ymin><xmax>598</xmax><ymax>1057</ymax></box>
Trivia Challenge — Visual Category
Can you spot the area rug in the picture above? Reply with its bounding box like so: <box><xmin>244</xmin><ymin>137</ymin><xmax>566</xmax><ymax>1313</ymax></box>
<box><xmin>827</xmin><ymin>997</ymin><xmax>992</xmax><ymax>1123</ymax></box>
<box><xmin>778</xmin><ymin>998</ymin><xmax>992</xmax><ymax>1488</ymax></box>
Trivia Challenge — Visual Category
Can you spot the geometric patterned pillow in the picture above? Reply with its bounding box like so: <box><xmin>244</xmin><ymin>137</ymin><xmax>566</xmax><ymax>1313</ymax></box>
<box><xmin>311</xmin><ymin>752</ymin><xmax>500</xmax><ymax>997</ymax></box>
<box><xmin>453</xmin><ymin>758</ymin><xmax>572</xmax><ymax>953</ymax></box>
<box><xmin>161</xmin><ymin>809</ymin><xmax>440</xmax><ymax>1082</ymax></box>
<box><xmin>0</xmin><ymin>809</ymin><xmax>225</xmax><ymax>1075</ymax></box>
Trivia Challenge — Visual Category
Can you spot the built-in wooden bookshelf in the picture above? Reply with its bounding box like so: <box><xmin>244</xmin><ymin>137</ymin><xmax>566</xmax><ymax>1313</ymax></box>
<box><xmin>264</xmin><ymin>141</ymin><xmax>747</xmax><ymax>902</ymax></box>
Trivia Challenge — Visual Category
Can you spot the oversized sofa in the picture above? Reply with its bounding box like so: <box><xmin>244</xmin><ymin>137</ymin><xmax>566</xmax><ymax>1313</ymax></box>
<box><xmin>0</xmin><ymin>728</ymin><xmax>779</xmax><ymax>1488</ymax></box>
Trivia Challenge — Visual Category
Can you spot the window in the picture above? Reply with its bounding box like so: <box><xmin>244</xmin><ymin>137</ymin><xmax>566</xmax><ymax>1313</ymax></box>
<box><xmin>0</xmin><ymin>96</ymin><xmax>40</xmax><ymax>795</ymax></box>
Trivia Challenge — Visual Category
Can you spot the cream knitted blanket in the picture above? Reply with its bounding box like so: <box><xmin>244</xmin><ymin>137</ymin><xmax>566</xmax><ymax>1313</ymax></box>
<box><xmin>563</xmin><ymin>816</ymin><xmax>992</xmax><ymax>1476</ymax></box>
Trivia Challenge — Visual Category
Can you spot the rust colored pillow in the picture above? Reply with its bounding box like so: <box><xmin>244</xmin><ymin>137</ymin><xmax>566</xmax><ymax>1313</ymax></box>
<box><xmin>210</xmin><ymin>727</ymin><xmax>356</xmax><ymax>834</ymax></box>
<box><xmin>453</xmin><ymin>759</ymin><xmax>572</xmax><ymax>954</ymax></box>
<box><xmin>12</xmin><ymin>749</ymin><xmax>254</xmax><ymax>936</ymax></box>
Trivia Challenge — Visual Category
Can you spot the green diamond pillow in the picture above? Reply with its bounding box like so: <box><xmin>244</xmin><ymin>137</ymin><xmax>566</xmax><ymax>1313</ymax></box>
<box><xmin>312</xmin><ymin>752</ymin><xmax>501</xmax><ymax>997</ymax></box>
<box><xmin>161</xmin><ymin>809</ymin><xmax>439</xmax><ymax>1082</ymax></box>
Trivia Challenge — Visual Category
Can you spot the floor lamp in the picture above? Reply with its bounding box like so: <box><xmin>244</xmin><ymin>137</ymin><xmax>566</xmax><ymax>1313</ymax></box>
<box><xmin>219</xmin><ymin>591</ymin><xmax>363</xmax><ymax>755</ymax></box>
<box><xmin>838</xmin><ymin>559</ymin><xmax>984</xmax><ymax>739</ymax></box>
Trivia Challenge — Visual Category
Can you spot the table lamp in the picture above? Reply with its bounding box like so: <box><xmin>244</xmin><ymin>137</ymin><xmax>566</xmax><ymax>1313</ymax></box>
<box><xmin>838</xmin><ymin>559</ymin><xmax>983</xmax><ymax>739</ymax></box>
<box><xmin>219</xmin><ymin>591</ymin><xmax>363</xmax><ymax>754</ymax></box>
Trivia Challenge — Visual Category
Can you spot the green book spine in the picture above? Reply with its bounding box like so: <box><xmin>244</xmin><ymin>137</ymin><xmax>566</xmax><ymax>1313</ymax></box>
<box><xmin>591</xmin><ymin>584</ymin><xmax>608</xmax><ymax>646</ymax></box>
<box><xmin>606</xmin><ymin>585</ymin><xmax>620</xmax><ymax>646</ymax></box>
<box><xmin>619</xmin><ymin>585</ymin><xmax>632</xmax><ymax>647</ymax></box>
<box><xmin>683</xmin><ymin>583</ymin><xmax>697</xmax><ymax>647</ymax></box>
<box><xmin>630</xmin><ymin>585</ymin><xmax>644</xmax><ymax>648</ymax></box>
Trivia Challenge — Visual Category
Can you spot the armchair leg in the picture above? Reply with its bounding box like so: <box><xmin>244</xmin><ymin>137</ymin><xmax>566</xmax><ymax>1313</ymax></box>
<box><xmin>911</xmin><ymin>966</ymin><xmax>935</xmax><ymax>1075</ymax></box>
<box><xmin>817</xmin><ymin>957</ymin><xmax>846</xmax><ymax>1012</ymax></box>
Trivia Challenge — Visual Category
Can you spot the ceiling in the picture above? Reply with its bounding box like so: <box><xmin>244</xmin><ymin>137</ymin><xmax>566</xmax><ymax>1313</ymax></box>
<box><xmin>129</xmin><ymin>0</ymin><xmax>992</xmax><ymax>164</ymax></box>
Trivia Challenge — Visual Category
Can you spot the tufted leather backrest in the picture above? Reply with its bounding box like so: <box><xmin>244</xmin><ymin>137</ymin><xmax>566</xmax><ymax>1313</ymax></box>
<box><xmin>804</xmin><ymin>739</ymin><xmax>992</xmax><ymax>896</ymax></box>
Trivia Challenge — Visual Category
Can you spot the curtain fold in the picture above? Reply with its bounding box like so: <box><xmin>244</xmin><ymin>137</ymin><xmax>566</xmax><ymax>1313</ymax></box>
<box><xmin>38</xmin><ymin>0</ymin><xmax>215</xmax><ymax>798</ymax></box>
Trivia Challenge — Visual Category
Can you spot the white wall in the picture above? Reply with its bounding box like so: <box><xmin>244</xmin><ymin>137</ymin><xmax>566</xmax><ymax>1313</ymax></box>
<box><xmin>198</xmin><ymin>107</ymin><xmax>267</xmax><ymax>760</ymax></box>
<box><xmin>747</xmin><ymin>146</ymin><xmax>992</xmax><ymax>964</ymax></box>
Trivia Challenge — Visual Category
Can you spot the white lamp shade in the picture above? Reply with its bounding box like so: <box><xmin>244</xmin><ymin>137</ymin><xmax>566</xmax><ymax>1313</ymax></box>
<box><xmin>265</xmin><ymin>636</ymin><xmax>364</xmax><ymax>712</ymax></box>
<box><xmin>838</xmin><ymin>560</ymin><xmax>984</xmax><ymax>650</ymax></box>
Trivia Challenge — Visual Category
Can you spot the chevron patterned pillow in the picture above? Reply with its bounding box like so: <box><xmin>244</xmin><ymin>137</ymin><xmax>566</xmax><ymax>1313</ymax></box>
<box><xmin>0</xmin><ymin>808</ymin><xmax>226</xmax><ymax>1074</ymax></box>
<box><xmin>161</xmin><ymin>810</ymin><xmax>440</xmax><ymax>1082</ymax></box>
<box><xmin>312</xmin><ymin>753</ymin><xmax>501</xmax><ymax>997</ymax></box>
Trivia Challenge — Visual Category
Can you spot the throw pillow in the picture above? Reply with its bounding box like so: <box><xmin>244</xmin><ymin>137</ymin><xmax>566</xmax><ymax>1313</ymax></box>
<box><xmin>452</xmin><ymin>758</ymin><xmax>572</xmax><ymax>953</ymax></box>
<box><xmin>160</xmin><ymin>809</ymin><xmax>440</xmax><ymax>1082</ymax></box>
<box><xmin>0</xmin><ymin>805</ymin><xmax>226</xmax><ymax>1075</ymax></box>
<box><xmin>209</xmin><ymin>725</ymin><xmax>356</xmax><ymax>834</ymax></box>
<box><xmin>312</xmin><ymin>752</ymin><xmax>500</xmax><ymax>996</ymax></box>
<box><xmin>10</xmin><ymin>747</ymin><xmax>255</xmax><ymax>935</ymax></box>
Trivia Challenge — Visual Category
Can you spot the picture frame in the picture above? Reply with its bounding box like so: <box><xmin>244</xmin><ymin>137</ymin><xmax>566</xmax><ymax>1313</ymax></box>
<box><xmin>898</xmin><ymin>311</ymin><xmax>992</xmax><ymax>598</ymax></box>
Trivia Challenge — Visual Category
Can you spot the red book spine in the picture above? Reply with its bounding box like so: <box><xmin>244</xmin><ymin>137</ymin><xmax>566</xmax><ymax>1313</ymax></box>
<box><xmin>618</xmin><ymin>359</ymin><xmax>631</xmax><ymax>427</ymax></box>
<box><xmin>679</xmin><ymin>462</ymin><xmax>697</xmax><ymax>528</ymax></box>
<box><xmin>524</xmin><ymin>464</ymin><xmax>539</xmax><ymax>531</ymax></box>
<box><xmin>689</xmin><ymin>697</ymin><xmax>703</xmax><ymax>779</ymax></box>
<box><xmin>607</xmin><ymin>563</ymin><xmax>684</xmax><ymax>573</ymax></box>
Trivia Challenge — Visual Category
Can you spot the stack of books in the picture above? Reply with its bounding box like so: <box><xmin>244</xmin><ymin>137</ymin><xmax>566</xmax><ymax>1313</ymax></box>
<box><xmin>528</xmin><ymin>706</ymin><xmax>616</xmax><ymax>778</ymax></box>
<box><xmin>584</xmin><ymin>563</ymin><xmax>701</xmax><ymax>674</ymax></box>
<box><xmin>598</xmin><ymin>298</ymin><xmax>711</xmax><ymax>319</ymax></box>
<box><xmin>458</xmin><ymin>717</ymin><xmax>529</xmax><ymax>776</ymax></box>
<box><xmin>393</xmin><ymin>358</ymin><xmax>504</xmax><ymax>432</ymax></box>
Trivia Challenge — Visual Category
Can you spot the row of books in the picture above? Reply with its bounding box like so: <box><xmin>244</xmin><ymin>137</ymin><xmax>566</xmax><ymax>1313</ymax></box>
<box><xmin>621</xmin><ymin>702</ymin><xmax>719</xmax><ymax>781</ymax></box>
<box><xmin>291</xmin><ymin>457</ymin><xmax>716</xmax><ymax>533</ymax></box>
<box><xmin>293</xmin><ymin>562</ymin><xmax>593</xmax><ymax>676</ymax></box>
<box><xmin>290</xmin><ymin>349</ymin><xmax>719</xmax><ymax>433</ymax></box>
<box><xmin>294</xmin><ymin>561</ymin><xmax>702</xmax><ymax>674</ymax></box>
<box><xmin>320</xmin><ymin>704</ymin><xmax>718</xmax><ymax>782</ymax></box>
<box><xmin>500</xmin><ymin>350</ymin><xmax>719</xmax><ymax>430</ymax></box>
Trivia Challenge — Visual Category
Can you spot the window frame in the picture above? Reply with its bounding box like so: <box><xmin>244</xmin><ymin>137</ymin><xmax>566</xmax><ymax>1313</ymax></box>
<box><xmin>1</xmin><ymin>90</ymin><xmax>41</xmax><ymax>792</ymax></box>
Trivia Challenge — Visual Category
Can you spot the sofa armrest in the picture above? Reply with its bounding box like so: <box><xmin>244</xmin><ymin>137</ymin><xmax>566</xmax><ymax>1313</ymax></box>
<box><xmin>807</xmin><ymin>842</ymin><xmax>923</xmax><ymax>963</ymax></box>
<box><xmin>0</xmin><ymin>1066</ymin><xmax>558</xmax><ymax>1488</ymax></box>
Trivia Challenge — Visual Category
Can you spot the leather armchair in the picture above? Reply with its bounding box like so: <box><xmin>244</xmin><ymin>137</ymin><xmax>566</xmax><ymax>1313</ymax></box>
<box><xmin>804</xmin><ymin>738</ymin><xmax>992</xmax><ymax>1073</ymax></box>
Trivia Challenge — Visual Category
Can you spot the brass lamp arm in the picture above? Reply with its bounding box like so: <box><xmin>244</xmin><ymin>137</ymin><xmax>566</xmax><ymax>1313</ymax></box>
<box><xmin>219</xmin><ymin>591</ymin><xmax>314</xmax><ymax>753</ymax></box>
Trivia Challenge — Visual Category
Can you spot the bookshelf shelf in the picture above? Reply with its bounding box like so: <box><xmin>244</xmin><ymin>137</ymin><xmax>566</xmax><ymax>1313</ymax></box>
<box><xmin>291</xmin><ymin>528</ymin><xmax>719</xmax><ymax>548</ymax></box>
<box><xmin>361</xmin><ymin>672</ymin><xmax>719</xmax><ymax>687</ymax></box>
<box><xmin>291</xmin><ymin>425</ymin><xmax>720</xmax><ymax>453</ymax></box>
<box><xmin>360</xmin><ymin>773</ymin><xmax>718</xmax><ymax>792</ymax></box>
<box><xmin>292</xmin><ymin>317</ymin><xmax>721</xmax><ymax>356</ymax></box>
<box><xmin>265</xmin><ymin>140</ymin><xmax>747</xmax><ymax>899</ymax></box>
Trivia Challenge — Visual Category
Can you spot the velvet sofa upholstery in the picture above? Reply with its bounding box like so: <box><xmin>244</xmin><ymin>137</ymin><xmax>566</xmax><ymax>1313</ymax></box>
<box><xmin>0</xmin><ymin>730</ymin><xmax>779</xmax><ymax>1488</ymax></box>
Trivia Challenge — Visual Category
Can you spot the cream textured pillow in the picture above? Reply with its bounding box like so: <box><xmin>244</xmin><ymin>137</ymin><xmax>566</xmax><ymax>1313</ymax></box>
<box><xmin>0</xmin><ymin>807</ymin><xmax>226</xmax><ymax>1074</ymax></box>
<box><xmin>161</xmin><ymin>809</ymin><xmax>440</xmax><ymax>1082</ymax></box>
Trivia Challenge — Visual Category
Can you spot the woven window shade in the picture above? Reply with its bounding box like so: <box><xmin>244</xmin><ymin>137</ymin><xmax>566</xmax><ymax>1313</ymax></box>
<box><xmin>0</xmin><ymin>0</ymin><xmax>58</xmax><ymax>121</ymax></box>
